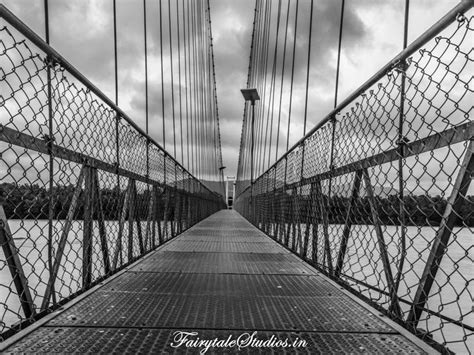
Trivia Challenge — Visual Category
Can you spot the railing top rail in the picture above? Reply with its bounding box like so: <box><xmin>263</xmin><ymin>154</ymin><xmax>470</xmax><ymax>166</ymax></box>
<box><xmin>0</xmin><ymin>4</ymin><xmax>221</xmax><ymax>199</ymax></box>
<box><xmin>236</xmin><ymin>0</ymin><xmax>473</xmax><ymax>197</ymax></box>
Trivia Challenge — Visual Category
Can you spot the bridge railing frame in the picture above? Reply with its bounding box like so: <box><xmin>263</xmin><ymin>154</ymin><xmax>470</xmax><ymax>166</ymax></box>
<box><xmin>235</xmin><ymin>0</ymin><xmax>473</xmax><ymax>353</ymax></box>
<box><xmin>0</xmin><ymin>4</ymin><xmax>224</xmax><ymax>340</ymax></box>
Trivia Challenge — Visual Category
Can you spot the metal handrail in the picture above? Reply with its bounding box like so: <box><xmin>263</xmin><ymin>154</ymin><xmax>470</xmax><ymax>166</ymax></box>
<box><xmin>0</xmin><ymin>2</ymin><xmax>225</xmax><ymax>339</ymax></box>
<box><xmin>236</xmin><ymin>0</ymin><xmax>474</xmax><ymax>199</ymax></box>
<box><xmin>235</xmin><ymin>1</ymin><xmax>473</xmax><ymax>352</ymax></box>
<box><xmin>0</xmin><ymin>4</ymin><xmax>221</xmax><ymax>200</ymax></box>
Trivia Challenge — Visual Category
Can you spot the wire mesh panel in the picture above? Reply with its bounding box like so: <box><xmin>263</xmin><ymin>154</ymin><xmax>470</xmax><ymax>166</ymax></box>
<box><xmin>0</xmin><ymin>5</ymin><xmax>224</xmax><ymax>340</ymax></box>
<box><xmin>235</xmin><ymin>3</ymin><xmax>473</xmax><ymax>353</ymax></box>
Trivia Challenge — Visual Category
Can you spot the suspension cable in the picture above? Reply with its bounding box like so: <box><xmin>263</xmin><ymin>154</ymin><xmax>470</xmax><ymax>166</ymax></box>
<box><xmin>143</xmin><ymin>0</ymin><xmax>148</xmax><ymax>135</ymax></box>
<box><xmin>286</xmin><ymin>0</ymin><xmax>299</xmax><ymax>152</ymax></box>
<box><xmin>176</xmin><ymin>0</ymin><xmax>184</xmax><ymax>165</ymax></box>
<box><xmin>275</xmin><ymin>0</ymin><xmax>291</xmax><ymax>161</ymax></box>
<box><xmin>168</xmin><ymin>0</ymin><xmax>177</xmax><ymax>160</ymax></box>
<box><xmin>159</xmin><ymin>0</ymin><xmax>166</xmax><ymax>151</ymax></box>
<box><xmin>334</xmin><ymin>0</ymin><xmax>345</xmax><ymax>109</ymax></box>
<box><xmin>266</xmin><ymin>0</ymin><xmax>283</xmax><ymax>169</ymax></box>
<box><xmin>302</xmin><ymin>0</ymin><xmax>313</xmax><ymax>136</ymax></box>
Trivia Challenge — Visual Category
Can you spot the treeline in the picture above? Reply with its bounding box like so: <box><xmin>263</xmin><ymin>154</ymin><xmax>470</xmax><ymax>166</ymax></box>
<box><xmin>257</xmin><ymin>193</ymin><xmax>474</xmax><ymax>227</ymax></box>
<box><xmin>1</xmin><ymin>183</ymin><xmax>472</xmax><ymax>227</ymax></box>
<box><xmin>0</xmin><ymin>183</ymin><xmax>189</xmax><ymax>220</ymax></box>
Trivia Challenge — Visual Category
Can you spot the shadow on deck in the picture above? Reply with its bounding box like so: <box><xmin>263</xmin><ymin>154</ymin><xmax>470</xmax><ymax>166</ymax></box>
<box><xmin>2</xmin><ymin>210</ymin><xmax>434</xmax><ymax>353</ymax></box>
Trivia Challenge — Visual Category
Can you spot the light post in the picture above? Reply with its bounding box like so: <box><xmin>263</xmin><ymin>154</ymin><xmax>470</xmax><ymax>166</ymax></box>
<box><xmin>225</xmin><ymin>175</ymin><xmax>236</xmax><ymax>209</ymax></box>
<box><xmin>219</xmin><ymin>166</ymin><xmax>226</xmax><ymax>206</ymax></box>
<box><xmin>240</xmin><ymin>88</ymin><xmax>260</xmax><ymax>221</ymax></box>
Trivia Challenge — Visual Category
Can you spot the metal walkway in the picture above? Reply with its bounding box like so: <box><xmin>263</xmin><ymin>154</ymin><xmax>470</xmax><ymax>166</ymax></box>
<box><xmin>2</xmin><ymin>210</ymin><xmax>434</xmax><ymax>353</ymax></box>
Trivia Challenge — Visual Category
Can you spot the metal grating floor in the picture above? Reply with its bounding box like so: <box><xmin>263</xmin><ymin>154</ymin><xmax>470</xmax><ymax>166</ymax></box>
<box><xmin>179</xmin><ymin>228</ymin><xmax>268</xmax><ymax>238</ymax></box>
<box><xmin>47</xmin><ymin>292</ymin><xmax>394</xmax><ymax>332</ymax></box>
<box><xmin>161</xmin><ymin>240</ymin><xmax>288</xmax><ymax>253</ymax></box>
<box><xmin>4</xmin><ymin>327</ymin><xmax>427</xmax><ymax>354</ymax></box>
<box><xmin>100</xmin><ymin>272</ymin><xmax>339</xmax><ymax>296</ymax></box>
<box><xmin>2</xmin><ymin>210</ymin><xmax>433</xmax><ymax>354</ymax></box>
<box><xmin>178</xmin><ymin>235</ymin><xmax>271</xmax><ymax>242</ymax></box>
<box><xmin>129</xmin><ymin>251</ymin><xmax>317</xmax><ymax>274</ymax></box>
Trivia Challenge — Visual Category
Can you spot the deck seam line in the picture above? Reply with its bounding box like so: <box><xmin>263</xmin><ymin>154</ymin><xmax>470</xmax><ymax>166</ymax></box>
<box><xmin>103</xmin><ymin>273</ymin><xmax>324</xmax><ymax>278</ymax></box>
<box><xmin>154</xmin><ymin>251</ymin><xmax>291</xmax><ymax>254</ymax></box>
<box><xmin>124</xmin><ymin>271</ymin><xmax>316</xmax><ymax>276</ymax></box>
<box><xmin>37</xmin><ymin>324</ymin><xmax>400</xmax><ymax>334</ymax></box>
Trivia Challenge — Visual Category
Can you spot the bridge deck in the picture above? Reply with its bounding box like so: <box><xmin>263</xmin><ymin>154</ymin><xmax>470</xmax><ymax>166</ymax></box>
<box><xmin>3</xmin><ymin>210</ymin><xmax>434</xmax><ymax>353</ymax></box>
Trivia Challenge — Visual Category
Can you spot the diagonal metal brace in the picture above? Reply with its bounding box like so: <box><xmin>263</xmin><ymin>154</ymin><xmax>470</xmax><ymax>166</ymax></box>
<box><xmin>407</xmin><ymin>140</ymin><xmax>474</xmax><ymax>327</ymax></box>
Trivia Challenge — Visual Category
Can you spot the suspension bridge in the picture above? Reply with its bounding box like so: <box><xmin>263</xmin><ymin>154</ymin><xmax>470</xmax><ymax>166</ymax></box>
<box><xmin>0</xmin><ymin>0</ymin><xmax>472</xmax><ymax>353</ymax></box>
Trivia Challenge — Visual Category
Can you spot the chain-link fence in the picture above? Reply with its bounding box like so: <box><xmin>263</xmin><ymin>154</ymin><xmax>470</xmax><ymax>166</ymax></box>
<box><xmin>236</xmin><ymin>2</ymin><xmax>473</xmax><ymax>353</ymax></box>
<box><xmin>0</xmin><ymin>5</ymin><xmax>224</xmax><ymax>339</ymax></box>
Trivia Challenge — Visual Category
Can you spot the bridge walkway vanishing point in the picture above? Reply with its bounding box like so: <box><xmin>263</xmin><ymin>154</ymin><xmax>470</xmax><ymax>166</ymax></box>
<box><xmin>1</xmin><ymin>210</ymin><xmax>435</xmax><ymax>354</ymax></box>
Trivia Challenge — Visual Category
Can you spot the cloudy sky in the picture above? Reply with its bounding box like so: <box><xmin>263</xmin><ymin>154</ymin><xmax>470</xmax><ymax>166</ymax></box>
<box><xmin>223</xmin><ymin>0</ymin><xmax>461</xmax><ymax>181</ymax></box>
<box><xmin>0</xmin><ymin>0</ymin><xmax>461</xmax><ymax>180</ymax></box>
